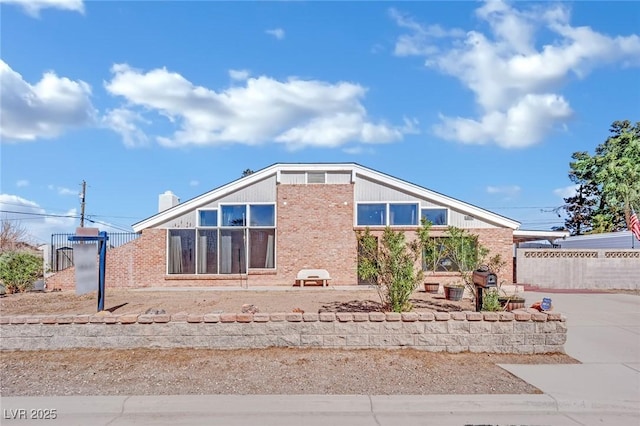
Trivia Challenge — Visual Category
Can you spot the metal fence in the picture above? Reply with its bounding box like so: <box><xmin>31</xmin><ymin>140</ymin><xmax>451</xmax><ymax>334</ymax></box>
<box><xmin>49</xmin><ymin>232</ymin><xmax>140</xmax><ymax>272</ymax></box>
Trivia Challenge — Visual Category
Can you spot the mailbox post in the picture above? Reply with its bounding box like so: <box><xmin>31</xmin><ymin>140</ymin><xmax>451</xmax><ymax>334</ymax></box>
<box><xmin>472</xmin><ymin>269</ymin><xmax>497</xmax><ymax>312</ymax></box>
<box><xmin>68</xmin><ymin>231</ymin><xmax>108</xmax><ymax>312</ymax></box>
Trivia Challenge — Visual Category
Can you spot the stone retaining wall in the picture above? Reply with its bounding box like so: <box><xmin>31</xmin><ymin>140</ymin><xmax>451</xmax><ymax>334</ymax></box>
<box><xmin>0</xmin><ymin>310</ymin><xmax>566</xmax><ymax>354</ymax></box>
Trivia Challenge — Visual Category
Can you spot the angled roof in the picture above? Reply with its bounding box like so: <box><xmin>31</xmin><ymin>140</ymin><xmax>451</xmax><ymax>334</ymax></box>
<box><xmin>132</xmin><ymin>162</ymin><xmax>521</xmax><ymax>232</ymax></box>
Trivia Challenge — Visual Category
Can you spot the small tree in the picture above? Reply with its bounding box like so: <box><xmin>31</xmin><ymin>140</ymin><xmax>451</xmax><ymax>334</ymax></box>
<box><xmin>0</xmin><ymin>251</ymin><xmax>43</xmax><ymax>293</ymax></box>
<box><xmin>439</xmin><ymin>227</ymin><xmax>489</xmax><ymax>305</ymax></box>
<box><xmin>0</xmin><ymin>220</ymin><xmax>31</xmax><ymax>255</ymax></box>
<box><xmin>357</xmin><ymin>220</ymin><xmax>431</xmax><ymax>313</ymax></box>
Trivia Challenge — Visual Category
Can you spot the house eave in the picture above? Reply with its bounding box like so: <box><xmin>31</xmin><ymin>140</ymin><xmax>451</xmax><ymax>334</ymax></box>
<box><xmin>132</xmin><ymin>162</ymin><xmax>521</xmax><ymax>232</ymax></box>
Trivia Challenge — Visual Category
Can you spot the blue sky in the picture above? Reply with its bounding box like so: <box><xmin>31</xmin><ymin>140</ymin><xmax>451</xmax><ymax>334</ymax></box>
<box><xmin>1</xmin><ymin>0</ymin><xmax>639</xmax><ymax>245</ymax></box>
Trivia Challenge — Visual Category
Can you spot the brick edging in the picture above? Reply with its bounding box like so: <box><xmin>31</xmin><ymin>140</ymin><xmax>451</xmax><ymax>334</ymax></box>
<box><xmin>1</xmin><ymin>309</ymin><xmax>566</xmax><ymax>354</ymax></box>
<box><xmin>0</xmin><ymin>309</ymin><xmax>564</xmax><ymax>325</ymax></box>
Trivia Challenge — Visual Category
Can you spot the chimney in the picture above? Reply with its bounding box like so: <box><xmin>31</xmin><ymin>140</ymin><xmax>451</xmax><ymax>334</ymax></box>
<box><xmin>158</xmin><ymin>191</ymin><xmax>179</xmax><ymax>212</ymax></box>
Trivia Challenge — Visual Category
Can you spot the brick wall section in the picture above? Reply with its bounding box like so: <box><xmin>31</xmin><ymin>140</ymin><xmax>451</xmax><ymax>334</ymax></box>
<box><xmin>277</xmin><ymin>184</ymin><xmax>357</xmax><ymax>286</ymax></box>
<box><xmin>45</xmin><ymin>186</ymin><xmax>513</xmax><ymax>289</ymax></box>
<box><xmin>362</xmin><ymin>227</ymin><xmax>514</xmax><ymax>287</ymax></box>
<box><xmin>474</xmin><ymin>228</ymin><xmax>514</xmax><ymax>285</ymax></box>
<box><xmin>46</xmin><ymin>230</ymin><xmax>167</xmax><ymax>290</ymax></box>
<box><xmin>0</xmin><ymin>309</ymin><xmax>566</xmax><ymax>354</ymax></box>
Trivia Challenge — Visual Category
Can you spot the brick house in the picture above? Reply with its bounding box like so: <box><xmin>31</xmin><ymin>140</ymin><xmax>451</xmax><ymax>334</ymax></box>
<box><xmin>48</xmin><ymin>163</ymin><xmax>524</xmax><ymax>290</ymax></box>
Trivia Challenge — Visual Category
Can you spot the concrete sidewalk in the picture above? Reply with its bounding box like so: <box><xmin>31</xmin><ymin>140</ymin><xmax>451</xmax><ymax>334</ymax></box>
<box><xmin>3</xmin><ymin>292</ymin><xmax>639</xmax><ymax>425</ymax></box>
<box><xmin>499</xmin><ymin>291</ymin><xmax>640</xmax><ymax>424</ymax></box>
<box><xmin>2</xmin><ymin>393</ymin><xmax>637</xmax><ymax>425</ymax></box>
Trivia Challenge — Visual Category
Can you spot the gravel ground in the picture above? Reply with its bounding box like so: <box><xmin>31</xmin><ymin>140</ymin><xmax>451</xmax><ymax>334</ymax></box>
<box><xmin>0</xmin><ymin>287</ymin><xmax>476</xmax><ymax>316</ymax></box>
<box><xmin>0</xmin><ymin>348</ymin><xmax>577</xmax><ymax>397</ymax></box>
<box><xmin>0</xmin><ymin>288</ymin><xmax>578</xmax><ymax>396</ymax></box>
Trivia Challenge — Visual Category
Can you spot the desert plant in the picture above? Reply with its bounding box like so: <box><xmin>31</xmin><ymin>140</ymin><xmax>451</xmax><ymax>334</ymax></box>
<box><xmin>0</xmin><ymin>251</ymin><xmax>43</xmax><ymax>293</ymax></box>
<box><xmin>437</xmin><ymin>227</ymin><xmax>490</xmax><ymax>305</ymax></box>
<box><xmin>357</xmin><ymin>220</ymin><xmax>431</xmax><ymax>312</ymax></box>
<box><xmin>481</xmin><ymin>288</ymin><xmax>502</xmax><ymax>311</ymax></box>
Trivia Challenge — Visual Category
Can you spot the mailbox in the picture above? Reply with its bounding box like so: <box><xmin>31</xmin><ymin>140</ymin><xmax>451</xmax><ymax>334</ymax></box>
<box><xmin>472</xmin><ymin>270</ymin><xmax>497</xmax><ymax>288</ymax></box>
<box><xmin>473</xmin><ymin>268</ymin><xmax>497</xmax><ymax>312</ymax></box>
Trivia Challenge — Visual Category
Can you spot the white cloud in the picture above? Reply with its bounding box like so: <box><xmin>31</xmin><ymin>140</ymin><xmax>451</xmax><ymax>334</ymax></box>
<box><xmin>102</xmin><ymin>108</ymin><xmax>150</xmax><ymax>148</ymax></box>
<box><xmin>266</xmin><ymin>28</ymin><xmax>285</xmax><ymax>40</ymax></box>
<box><xmin>0</xmin><ymin>60</ymin><xmax>96</xmax><ymax>142</ymax></box>
<box><xmin>553</xmin><ymin>185</ymin><xmax>578</xmax><ymax>199</ymax></box>
<box><xmin>104</xmin><ymin>63</ymin><xmax>414</xmax><ymax>150</ymax></box>
<box><xmin>16</xmin><ymin>180</ymin><xmax>29</xmax><ymax>187</ymax></box>
<box><xmin>0</xmin><ymin>0</ymin><xmax>84</xmax><ymax>17</ymax></box>
<box><xmin>229</xmin><ymin>69</ymin><xmax>250</xmax><ymax>81</ymax></box>
<box><xmin>486</xmin><ymin>185</ymin><xmax>521</xmax><ymax>197</ymax></box>
<box><xmin>389</xmin><ymin>8</ymin><xmax>464</xmax><ymax>57</ymax></box>
<box><xmin>392</xmin><ymin>1</ymin><xmax>640</xmax><ymax>148</ymax></box>
<box><xmin>47</xmin><ymin>185</ymin><xmax>77</xmax><ymax>196</ymax></box>
<box><xmin>433</xmin><ymin>94</ymin><xmax>572</xmax><ymax>147</ymax></box>
<box><xmin>0</xmin><ymin>194</ymin><xmax>77</xmax><ymax>244</ymax></box>
<box><xmin>189</xmin><ymin>180</ymin><xmax>199</xmax><ymax>187</ymax></box>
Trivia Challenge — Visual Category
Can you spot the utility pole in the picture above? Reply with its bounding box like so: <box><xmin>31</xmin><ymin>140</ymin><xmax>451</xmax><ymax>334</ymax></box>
<box><xmin>80</xmin><ymin>180</ymin><xmax>86</xmax><ymax>228</ymax></box>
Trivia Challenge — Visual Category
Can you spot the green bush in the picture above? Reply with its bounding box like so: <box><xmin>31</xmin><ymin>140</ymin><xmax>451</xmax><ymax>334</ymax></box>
<box><xmin>357</xmin><ymin>221</ymin><xmax>432</xmax><ymax>313</ymax></box>
<box><xmin>481</xmin><ymin>289</ymin><xmax>502</xmax><ymax>311</ymax></box>
<box><xmin>0</xmin><ymin>251</ymin><xmax>43</xmax><ymax>293</ymax></box>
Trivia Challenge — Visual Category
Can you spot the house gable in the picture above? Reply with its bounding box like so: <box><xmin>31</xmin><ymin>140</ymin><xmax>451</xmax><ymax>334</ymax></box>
<box><xmin>133</xmin><ymin>163</ymin><xmax>519</xmax><ymax>232</ymax></box>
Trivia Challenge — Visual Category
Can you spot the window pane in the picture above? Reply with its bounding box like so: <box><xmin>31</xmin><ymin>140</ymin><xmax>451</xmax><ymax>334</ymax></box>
<box><xmin>197</xmin><ymin>230</ymin><xmax>218</xmax><ymax>274</ymax></box>
<box><xmin>357</xmin><ymin>204</ymin><xmax>386</xmax><ymax>226</ymax></box>
<box><xmin>219</xmin><ymin>229</ymin><xmax>246</xmax><ymax>274</ymax></box>
<box><xmin>250</xmin><ymin>205</ymin><xmax>275</xmax><ymax>226</ymax></box>
<box><xmin>249</xmin><ymin>229</ymin><xmax>275</xmax><ymax>268</ymax></box>
<box><xmin>422</xmin><ymin>208</ymin><xmax>448</xmax><ymax>226</ymax></box>
<box><xmin>221</xmin><ymin>205</ymin><xmax>246</xmax><ymax>226</ymax></box>
<box><xmin>168</xmin><ymin>229</ymin><xmax>195</xmax><ymax>274</ymax></box>
<box><xmin>199</xmin><ymin>210</ymin><xmax>217</xmax><ymax>226</ymax></box>
<box><xmin>390</xmin><ymin>204</ymin><xmax>418</xmax><ymax>225</ymax></box>
<box><xmin>422</xmin><ymin>237</ymin><xmax>476</xmax><ymax>272</ymax></box>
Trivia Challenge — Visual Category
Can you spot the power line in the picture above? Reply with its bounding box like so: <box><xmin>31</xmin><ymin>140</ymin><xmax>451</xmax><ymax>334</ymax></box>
<box><xmin>0</xmin><ymin>210</ymin><xmax>134</xmax><ymax>233</ymax></box>
<box><xmin>0</xmin><ymin>210</ymin><xmax>77</xmax><ymax>219</ymax></box>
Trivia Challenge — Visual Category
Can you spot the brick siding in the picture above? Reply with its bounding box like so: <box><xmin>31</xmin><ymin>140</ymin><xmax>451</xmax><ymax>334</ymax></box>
<box><xmin>46</xmin><ymin>184</ymin><xmax>514</xmax><ymax>289</ymax></box>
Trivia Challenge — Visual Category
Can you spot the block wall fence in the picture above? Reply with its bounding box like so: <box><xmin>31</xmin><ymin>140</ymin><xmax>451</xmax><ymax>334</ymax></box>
<box><xmin>517</xmin><ymin>249</ymin><xmax>640</xmax><ymax>289</ymax></box>
<box><xmin>1</xmin><ymin>309</ymin><xmax>566</xmax><ymax>354</ymax></box>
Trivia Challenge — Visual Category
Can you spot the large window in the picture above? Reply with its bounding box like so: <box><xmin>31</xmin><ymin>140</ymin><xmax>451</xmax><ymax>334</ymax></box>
<box><xmin>168</xmin><ymin>229</ymin><xmax>195</xmax><ymax>274</ymax></box>
<box><xmin>169</xmin><ymin>203</ymin><xmax>275</xmax><ymax>275</ymax></box>
<box><xmin>423</xmin><ymin>237</ymin><xmax>477</xmax><ymax>272</ymax></box>
<box><xmin>199</xmin><ymin>210</ymin><xmax>217</xmax><ymax>227</ymax></box>
<box><xmin>421</xmin><ymin>208</ymin><xmax>448</xmax><ymax>226</ymax></box>
<box><xmin>250</xmin><ymin>205</ymin><xmax>275</xmax><ymax>226</ymax></box>
<box><xmin>222</xmin><ymin>205</ymin><xmax>246</xmax><ymax>226</ymax></box>
<box><xmin>390</xmin><ymin>204</ymin><xmax>418</xmax><ymax>226</ymax></box>
<box><xmin>197</xmin><ymin>230</ymin><xmax>218</xmax><ymax>274</ymax></box>
<box><xmin>357</xmin><ymin>204</ymin><xmax>386</xmax><ymax>226</ymax></box>
<box><xmin>357</xmin><ymin>203</ymin><xmax>419</xmax><ymax>226</ymax></box>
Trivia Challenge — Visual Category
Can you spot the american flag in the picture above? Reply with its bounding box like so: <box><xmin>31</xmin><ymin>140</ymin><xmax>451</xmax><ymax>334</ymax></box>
<box><xmin>631</xmin><ymin>207</ymin><xmax>640</xmax><ymax>242</ymax></box>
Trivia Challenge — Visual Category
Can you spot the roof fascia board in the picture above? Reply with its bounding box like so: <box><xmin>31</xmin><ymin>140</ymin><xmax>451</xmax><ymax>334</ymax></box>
<box><xmin>132</xmin><ymin>164</ymin><xmax>283</xmax><ymax>232</ymax></box>
<box><xmin>133</xmin><ymin>162</ymin><xmax>520</xmax><ymax>232</ymax></box>
<box><xmin>513</xmin><ymin>230</ymin><xmax>570</xmax><ymax>239</ymax></box>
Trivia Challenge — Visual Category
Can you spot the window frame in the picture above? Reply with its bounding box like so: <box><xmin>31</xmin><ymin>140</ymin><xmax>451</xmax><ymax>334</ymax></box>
<box><xmin>421</xmin><ymin>207</ymin><xmax>449</xmax><ymax>227</ymax></box>
<box><xmin>389</xmin><ymin>202</ymin><xmax>419</xmax><ymax>226</ymax></box>
<box><xmin>356</xmin><ymin>203</ymin><xmax>387</xmax><ymax>227</ymax></box>
<box><xmin>355</xmin><ymin>202</ymin><xmax>420</xmax><ymax>227</ymax></box>
<box><xmin>197</xmin><ymin>209</ymin><xmax>218</xmax><ymax>227</ymax></box>
<box><xmin>168</xmin><ymin>202</ymin><xmax>277</xmax><ymax>275</ymax></box>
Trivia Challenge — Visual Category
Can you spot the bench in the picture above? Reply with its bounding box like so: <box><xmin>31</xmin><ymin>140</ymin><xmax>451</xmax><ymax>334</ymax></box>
<box><xmin>296</xmin><ymin>269</ymin><xmax>331</xmax><ymax>287</ymax></box>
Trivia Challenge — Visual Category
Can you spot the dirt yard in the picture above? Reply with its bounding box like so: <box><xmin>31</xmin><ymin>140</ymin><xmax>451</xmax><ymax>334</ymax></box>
<box><xmin>0</xmin><ymin>287</ymin><xmax>476</xmax><ymax>316</ymax></box>
<box><xmin>0</xmin><ymin>287</ymin><xmax>578</xmax><ymax>397</ymax></box>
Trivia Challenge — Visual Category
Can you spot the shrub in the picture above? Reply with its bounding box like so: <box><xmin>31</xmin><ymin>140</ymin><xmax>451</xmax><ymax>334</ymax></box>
<box><xmin>481</xmin><ymin>289</ymin><xmax>502</xmax><ymax>311</ymax></box>
<box><xmin>357</xmin><ymin>220</ymin><xmax>432</xmax><ymax>313</ymax></box>
<box><xmin>0</xmin><ymin>251</ymin><xmax>43</xmax><ymax>293</ymax></box>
